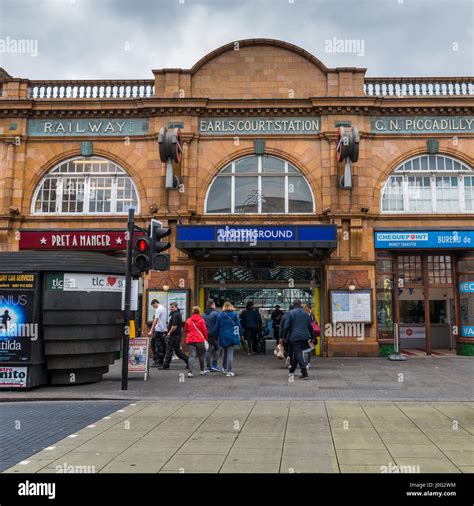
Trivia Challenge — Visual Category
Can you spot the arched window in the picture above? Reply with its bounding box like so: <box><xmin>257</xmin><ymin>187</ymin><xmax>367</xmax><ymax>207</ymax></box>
<box><xmin>205</xmin><ymin>155</ymin><xmax>314</xmax><ymax>214</ymax></box>
<box><xmin>32</xmin><ymin>156</ymin><xmax>140</xmax><ymax>215</ymax></box>
<box><xmin>381</xmin><ymin>154</ymin><xmax>474</xmax><ymax>213</ymax></box>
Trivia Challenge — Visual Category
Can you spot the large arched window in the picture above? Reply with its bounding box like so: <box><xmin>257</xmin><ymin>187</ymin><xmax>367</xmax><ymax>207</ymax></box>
<box><xmin>205</xmin><ymin>155</ymin><xmax>314</xmax><ymax>214</ymax></box>
<box><xmin>32</xmin><ymin>156</ymin><xmax>140</xmax><ymax>215</ymax></box>
<box><xmin>381</xmin><ymin>154</ymin><xmax>474</xmax><ymax>213</ymax></box>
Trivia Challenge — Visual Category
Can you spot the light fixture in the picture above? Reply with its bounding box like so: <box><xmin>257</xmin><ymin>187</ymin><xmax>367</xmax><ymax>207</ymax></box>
<box><xmin>348</xmin><ymin>282</ymin><xmax>356</xmax><ymax>292</ymax></box>
<box><xmin>361</xmin><ymin>207</ymin><xmax>369</xmax><ymax>213</ymax></box>
<box><xmin>202</xmin><ymin>249</ymin><xmax>210</xmax><ymax>259</ymax></box>
<box><xmin>162</xmin><ymin>284</ymin><xmax>170</xmax><ymax>291</ymax></box>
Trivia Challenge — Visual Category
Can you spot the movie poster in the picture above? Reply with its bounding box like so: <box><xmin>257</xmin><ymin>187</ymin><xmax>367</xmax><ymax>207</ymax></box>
<box><xmin>0</xmin><ymin>273</ymin><xmax>37</xmax><ymax>363</ymax></box>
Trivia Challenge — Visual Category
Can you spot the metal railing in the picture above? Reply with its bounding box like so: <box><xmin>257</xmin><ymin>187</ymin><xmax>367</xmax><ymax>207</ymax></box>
<box><xmin>364</xmin><ymin>77</ymin><xmax>474</xmax><ymax>96</ymax></box>
<box><xmin>27</xmin><ymin>80</ymin><xmax>155</xmax><ymax>99</ymax></box>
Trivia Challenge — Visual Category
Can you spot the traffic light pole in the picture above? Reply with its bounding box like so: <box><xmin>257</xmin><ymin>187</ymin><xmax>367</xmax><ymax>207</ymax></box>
<box><xmin>121</xmin><ymin>208</ymin><xmax>135</xmax><ymax>391</ymax></box>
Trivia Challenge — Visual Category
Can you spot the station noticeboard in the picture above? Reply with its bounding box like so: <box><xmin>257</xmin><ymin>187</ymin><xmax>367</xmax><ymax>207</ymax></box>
<box><xmin>330</xmin><ymin>290</ymin><xmax>372</xmax><ymax>324</ymax></box>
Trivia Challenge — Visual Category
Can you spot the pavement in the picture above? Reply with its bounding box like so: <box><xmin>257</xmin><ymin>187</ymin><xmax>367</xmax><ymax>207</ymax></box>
<box><xmin>0</xmin><ymin>401</ymin><xmax>129</xmax><ymax>472</ymax></box>
<box><xmin>0</xmin><ymin>352</ymin><xmax>473</xmax><ymax>401</ymax></box>
<box><xmin>3</xmin><ymin>399</ymin><xmax>474</xmax><ymax>474</ymax></box>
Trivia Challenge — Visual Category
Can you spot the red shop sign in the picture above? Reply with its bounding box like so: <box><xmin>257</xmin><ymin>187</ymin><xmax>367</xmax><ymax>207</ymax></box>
<box><xmin>19</xmin><ymin>229</ymin><xmax>130</xmax><ymax>250</ymax></box>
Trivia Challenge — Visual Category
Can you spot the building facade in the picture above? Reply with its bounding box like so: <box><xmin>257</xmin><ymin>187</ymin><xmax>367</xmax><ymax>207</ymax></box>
<box><xmin>1</xmin><ymin>39</ymin><xmax>473</xmax><ymax>357</ymax></box>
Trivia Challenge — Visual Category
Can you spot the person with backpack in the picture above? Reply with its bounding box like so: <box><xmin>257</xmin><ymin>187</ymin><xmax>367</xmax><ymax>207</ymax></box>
<box><xmin>202</xmin><ymin>299</ymin><xmax>221</xmax><ymax>372</ymax></box>
<box><xmin>282</xmin><ymin>300</ymin><xmax>316</xmax><ymax>380</ymax></box>
<box><xmin>215</xmin><ymin>302</ymin><xmax>243</xmax><ymax>377</ymax></box>
<box><xmin>240</xmin><ymin>301</ymin><xmax>262</xmax><ymax>355</ymax></box>
<box><xmin>184</xmin><ymin>306</ymin><xmax>209</xmax><ymax>378</ymax></box>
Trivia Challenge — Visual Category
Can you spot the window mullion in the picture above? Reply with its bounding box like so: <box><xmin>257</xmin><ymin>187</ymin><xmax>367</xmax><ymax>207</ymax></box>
<box><xmin>56</xmin><ymin>178</ymin><xmax>63</xmax><ymax>214</ymax></box>
<box><xmin>285</xmin><ymin>175</ymin><xmax>289</xmax><ymax>213</ymax></box>
<box><xmin>432</xmin><ymin>175</ymin><xmax>437</xmax><ymax>213</ymax></box>
<box><xmin>84</xmin><ymin>178</ymin><xmax>91</xmax><ymax>214</ymax></box>
<box><xmin>258</xmin><ymin>156</ymin><xmax>262</xmax><ymax>213</ymax></box>
<box><xmin>113</xmin><ymin>177</ymin><xmax>118</xmax><ymax>213</ymax></box>
<box><xmin>459</xmin><ymin>176</ymin><xmax>465</xmax><ymax>212</ymax></box>
<box><xmin>231</xmin><ymin>162</ymin><xmax>235</xmax><ymax>213</ymax></box>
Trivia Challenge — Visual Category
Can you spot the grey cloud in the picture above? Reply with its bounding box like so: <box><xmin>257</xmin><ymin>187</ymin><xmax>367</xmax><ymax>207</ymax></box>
<box><xmin>0</xmin><ymin>0</ymin><xmax>472</xmax><ymax>79</ymax></box>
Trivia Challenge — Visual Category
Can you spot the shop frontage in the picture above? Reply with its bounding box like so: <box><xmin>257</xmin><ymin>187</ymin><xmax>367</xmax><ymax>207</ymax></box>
<box><xmin>375</xmin><ymin>230</ymin><xmax>474</xmax><ymax>356</ymax></box>
<box><xmin>1</xmin><ymin>38</ymin><xmax>473</xmax><ymax>358</ymax></box>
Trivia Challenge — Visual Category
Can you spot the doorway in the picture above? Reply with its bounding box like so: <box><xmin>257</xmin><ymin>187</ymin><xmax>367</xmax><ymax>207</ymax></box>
<box><xmin>377</xmin><ymin>253</ymin><xmax>456</xmax><ymax>355</ymax></box>
<box><xmin>198</xmin><ymin>266</ymin><xmax>323</xmax><ymax>354</ymax></box>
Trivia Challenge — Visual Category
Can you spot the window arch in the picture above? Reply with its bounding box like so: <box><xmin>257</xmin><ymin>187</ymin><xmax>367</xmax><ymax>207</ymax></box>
<box><xmin>32</xmin><ymin>156</ymin><xmax>140</xmax><ymax>215</ymax></box>
<box><xmin>205</xmin><ymin>155</ymin><xmax>314</xmax><ymax>214</ymax></box>
<box><xmin>381</xmin><ymin>154</ymin><xmax>474</xmax><ymax>213</ymax></box>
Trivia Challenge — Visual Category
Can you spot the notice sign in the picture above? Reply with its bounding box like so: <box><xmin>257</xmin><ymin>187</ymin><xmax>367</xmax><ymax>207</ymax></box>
<box><xmin>27</xmin><ymin>118</ymin><xmax>149</xmax><ymax>137</ymax></box>
<box><xmin>128</xmin><ymin>338</ymin><xmax>149</xmax><ymax>379</ymax></box>
<box><xmin>0</xmin><ymin>273</ymin><xmax>37</xmax><ymax>363</ymax></box>
<box><xmin>199</xmin><ymin>116</ymin><xmax>320</xmax><ymax>135</ymax></box>
<box><xmin>0</xmin><ymin>366</ymin><xmax>28</xmax><ymax>388</ymax></box>
<box><xmin>46</xmin><ymin>273</ymin><xmax>125</xmax><ymax>292</ymax></box>
<box><xmin>330</xmin><ymin>290</ymin><xmax>372</xmax><ymax>323</ymax></box>
<box><xmin>19</xmin><ymin>229</ymin><xmax>128</xmax><ymax>251</ymax></box>
<box><xmin>400</xmin><ymin>327</ymin><xmax>426</xmax><ymax>339</ymax></box>
<box><xmin>371</xmin><ymin>116</ymin><xmax>474</xmax><ymax>134</ymax></box>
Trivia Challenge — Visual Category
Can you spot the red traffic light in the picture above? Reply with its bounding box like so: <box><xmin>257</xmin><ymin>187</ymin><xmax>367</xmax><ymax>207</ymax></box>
<box><xmin>134</xmin><ymin>237</ymin><xmax>150</xmax><ymax>252</ymax></box>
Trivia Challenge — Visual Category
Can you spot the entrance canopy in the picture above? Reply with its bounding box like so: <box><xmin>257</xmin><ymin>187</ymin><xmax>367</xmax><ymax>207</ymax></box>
<box><xmin>176</xmin><ymin>224</ymin><xmax>336</xmax><ymax>257</ymax></box>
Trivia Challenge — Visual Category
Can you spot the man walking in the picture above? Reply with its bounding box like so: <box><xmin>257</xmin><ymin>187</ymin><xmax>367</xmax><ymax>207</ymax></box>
<box><xmin>271</xmin><ymin>304</ymin><xmax>284</xmax><ymax>340</ymax></box>
<box><xmin>148</xmin><ymin>299</ymin><xmax>167</xmax><ymax>368</ymax></box>
<box><xmin>282</xmin><ymin>300</ymin><xmax>315</xmax><ymax>380</ymax></box>
<box><xmin>202</xmin><ymin>299</ymin><xmax>221</xmax><ymax>372</ymax></box>
<box><xmin>240</xmin><ymin>301</ymin><xmax>262</xmax><ymax>355</ymax></box>
<box><xmin>162</xmin><ymin>302</ymin><xmax>189</xmax><ymax>370</ymax></box>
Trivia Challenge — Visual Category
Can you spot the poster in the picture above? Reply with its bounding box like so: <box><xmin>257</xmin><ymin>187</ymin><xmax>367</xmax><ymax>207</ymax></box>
<box><xmin>0</xmin><ymin>366</ymin><xmax>28</xmax><ymax>388</ymax></box>
<box><xmin>146</xmin><ymin>290</ymin><xmax>189</xmax><ymax>324</ymax></box>
<box><xmin>330</xmin><ymin>290</ymin><xmax>372</xmax><ymax>323</ymax></box>
<box><xmin>45</xmin><ymin>273</ymin><xmax>125</xmax><ymax>292</ymax></box>
<box><xmin>146</xmin><ymin>290</ymin><xmax>169</xmax><ymax>323</ymax></box>
<box><xmin>0</xmin><ymin>273</ymin><xmax>37</xmax><ymax>363</ymax></box>
<box><xmin>168</xmin><ymin>291</ymin><xmax>188</xmax><ymax>321</ymax></box>
<box><xmin>128</xmin><ymin>338</ymin><xmax>149</xmax><ymax>373</ymax></box>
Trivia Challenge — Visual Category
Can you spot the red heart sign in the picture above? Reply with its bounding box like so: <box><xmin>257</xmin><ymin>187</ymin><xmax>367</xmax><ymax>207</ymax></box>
<box><xmin>107</xmin><ymin>276</ymin><xmax>117</xmax><ymax>286</ymax></box>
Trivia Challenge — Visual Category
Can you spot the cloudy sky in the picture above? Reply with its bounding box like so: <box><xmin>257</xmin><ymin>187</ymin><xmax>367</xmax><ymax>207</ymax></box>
<box><xmin>0</xmin><ymin>0</ymin><xmax>472</xmax><ymax>79</ymax></box>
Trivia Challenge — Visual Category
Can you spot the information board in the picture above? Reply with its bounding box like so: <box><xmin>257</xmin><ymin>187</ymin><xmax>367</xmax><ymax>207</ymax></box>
<box><xmin>146</xmin><ymin>290</ymin><xmax>189</xmax><ymax>324</ymax></box>
<box><xmin>330</xmin><ymin>290</ymin><xmax>372</xmax><ymax>323</ymax></box>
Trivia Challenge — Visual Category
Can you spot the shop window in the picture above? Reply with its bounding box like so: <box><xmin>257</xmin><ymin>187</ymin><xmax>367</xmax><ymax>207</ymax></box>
<box><xmin>32</xmin><ymin>156</ymin><xmax>139</xmax><ymax>215</ymax></box>
<box><xmin>398</xmin><ymin>256</ymin><xmax>423</xmax><ymax>286</ymax></box>
<box><xmin>205</xmin><ymin>155</ymin><xmax>314</xmax><ymax>214</ymax></box>
<box><xmin>427</xmin><ymin>256</ymin><xmax>452</xmax><ymax>285</ymax></box>
<box><xmin>399</xmin><ymin>300</ymin><xmax>425</xmax><ymax>324</ymax></box>
<box><xmin>381</xmin><ymin>155</ymin><xmax>473</xmax><ymax>213</ymax></box>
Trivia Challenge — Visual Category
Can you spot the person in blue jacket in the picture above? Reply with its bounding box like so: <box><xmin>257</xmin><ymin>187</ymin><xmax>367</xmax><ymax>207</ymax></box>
<box><xmin>215</xmin><ymin>301</ymin><xmax>243</xmax><ymax>377</ymax></box>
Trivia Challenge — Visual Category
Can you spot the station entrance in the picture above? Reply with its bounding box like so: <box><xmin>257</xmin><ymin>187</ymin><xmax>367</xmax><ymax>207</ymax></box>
<box><xmin>197</xmin><ymin>266</ymin><xmax>323</xmax><ymax>355</ymax></box>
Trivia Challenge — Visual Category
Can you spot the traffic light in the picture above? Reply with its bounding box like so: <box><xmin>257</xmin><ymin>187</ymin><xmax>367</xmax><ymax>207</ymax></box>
<box><xmin>132</xmin><ymin>235</ymin><xmax>152</xmax><ymax>274</ymax></box>
<box><xmin>150</xmin><ymin>219</ymin><xmax>171</xmax><ymax>271</ymax></box>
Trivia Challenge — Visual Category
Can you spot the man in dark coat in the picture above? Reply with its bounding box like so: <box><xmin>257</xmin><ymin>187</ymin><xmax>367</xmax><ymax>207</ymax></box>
<box><xmin>271</xmin><ymin>305</ymin><xmax>284</xmax><ymax>340</ymax></box>
<box><xmin>202</xmin><ymin>299</ymin><xmax>220</xmax><ymax>372</ymax></box>
<box><xmin>239</xmin><ymin>301</ymin><xmax>262</xmax><ymax>355</ymax></box>
<box><xmin>282</xmin><ymin>300</ymin><xmax>315</xmax><ymax>380</ymax></box>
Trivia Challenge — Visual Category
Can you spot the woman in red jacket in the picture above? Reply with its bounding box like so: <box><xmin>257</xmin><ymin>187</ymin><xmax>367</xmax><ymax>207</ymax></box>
<box><xmin>184</xmin><ymin>306</ymin><xmax>209</xmax><ymax>378</ymax></box>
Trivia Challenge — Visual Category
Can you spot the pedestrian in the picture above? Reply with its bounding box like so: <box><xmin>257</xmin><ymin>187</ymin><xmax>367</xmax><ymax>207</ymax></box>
<box><xmin>271</xmin><ymin>304</ymin><xmax>284</xmax><ymax>340</ymax></box>
<box><xmin>162</xmin><ymin>302</ymin><xmax>189</xmax><ymax>370</ymax></box>
<box><xmin>184</xmin><ymin>306</ymin><xmax>209</xmax><ymax>378</ymax></box>
<box><xmin>240</xmin><ymin>301</ymin><xmax>262</xmax><ymax>355</ymax></box>
<box><xmin>148</xmin><ymin>299</ymin><xmax>168</xmax><ymax>368</ymax></box>
<box><xmin>282</xmin><ymin>300</ymin><xmax>316</xmax><ymax>380</ymax></box>
<box><xmin>202</xmin><ymin>299</ymin><xmax>221</xmax><ymax>372</ymax></box>
<box><xmin>303</xmin><ymin>304</ymin><xmax>317</xmax><ymax>368</ymax></box>
<box><xmin>215</xmin><ymin>301</ymin><xmax>243</xmax><ymax>377</ymax></box>
<box><xmin>280</xmin><ymin>307</ymin><xmax>292</xmax><ymax>367</ymax></box>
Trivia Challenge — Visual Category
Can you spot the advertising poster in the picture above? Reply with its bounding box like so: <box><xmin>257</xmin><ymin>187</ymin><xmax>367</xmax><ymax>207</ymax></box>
<box><xmin>0</xmin><ymin>273</ymin><xmax>37</xmax><ymax>363</ymax></box>
<box><xmin>128</xmin><ymin>338</ymin><xmax>149</xmax><ymax>373</ymax></box>
<box><xmin>146</xmin><ymin>291</ymin><xmax>169</xmax><ymax>323</ymax></box>
<box><xmin>0</xmin><ymin>366</ymin><xmax>28</xmax><ymax>388</ymax></box>
<box><xmin>45</xmin><ymin>273</ymin><xmax>125</xmax><ymax>292</ymax></box>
